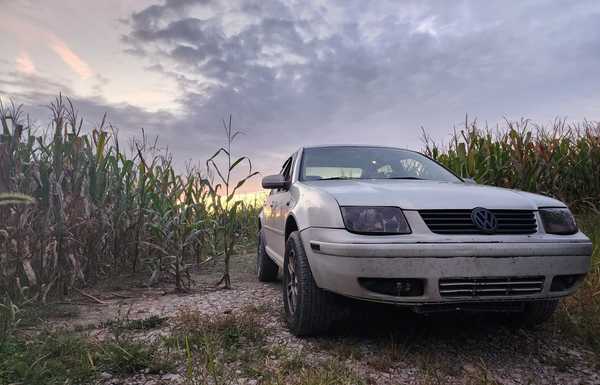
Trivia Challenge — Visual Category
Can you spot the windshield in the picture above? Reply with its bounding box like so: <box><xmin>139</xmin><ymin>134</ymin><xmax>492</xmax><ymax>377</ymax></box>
<box><xmin>299</xmin><ymin>146</ymin><xmax>461</xmax><ymax>182</ymax></box>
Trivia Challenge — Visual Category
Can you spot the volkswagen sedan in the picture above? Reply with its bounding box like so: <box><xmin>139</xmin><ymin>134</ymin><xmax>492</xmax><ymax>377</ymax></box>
<box><xmin>257</xmin><ymin>145</ymin><xmax>592</xmax><ymax>336</ymax></box>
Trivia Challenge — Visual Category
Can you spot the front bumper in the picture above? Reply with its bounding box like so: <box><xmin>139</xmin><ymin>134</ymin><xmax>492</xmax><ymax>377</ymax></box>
<box><xmin>301</xmin><ymin>227</ymin><xmax>593</xmax><ymax>305</ymax></box>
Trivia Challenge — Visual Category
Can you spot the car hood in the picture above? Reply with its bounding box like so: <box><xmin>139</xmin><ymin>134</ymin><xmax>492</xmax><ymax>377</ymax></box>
<box><xmin>301</xmin><ymin>179</ymin><xmax>565</xmax><ymax>210</ymax></box>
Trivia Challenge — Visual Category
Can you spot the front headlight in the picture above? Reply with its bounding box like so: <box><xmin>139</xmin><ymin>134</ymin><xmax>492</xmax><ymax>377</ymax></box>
<box><xmin>539</xmin><ymin>208</ymin><xmax>578</xmax><ymax>235</ymax></box>
<box><xmin>340</xmin><ymin>206</ymin><xmax>411</xmax><ymax>234</ymax></box>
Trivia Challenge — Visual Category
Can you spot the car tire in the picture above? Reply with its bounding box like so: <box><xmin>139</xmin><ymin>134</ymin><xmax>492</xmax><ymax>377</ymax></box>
<box><xmin>514</xmin><ymin>299</ymin><xmax>559</xmax><ymax>326</ymax></box>
<box><xmin>257</xmin><ymin>229</ymin><xmax>278</xmax><ymax>282</ymax></box>
<box><xmin>283</xmin><ymin>231</ymin><xmax>337</xmax><ymax>336</ymax></box>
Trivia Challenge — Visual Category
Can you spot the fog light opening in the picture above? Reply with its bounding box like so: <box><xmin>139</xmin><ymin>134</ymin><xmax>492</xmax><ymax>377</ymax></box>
<box><xmin>358</xmin><ymin>278</ymin><xmax>425</xmax><ymax>297</ymax></box>
<box><xmin>551</xmin><ymin>274</ymin><xmax>584</xmax><ymax>292</ymax></box>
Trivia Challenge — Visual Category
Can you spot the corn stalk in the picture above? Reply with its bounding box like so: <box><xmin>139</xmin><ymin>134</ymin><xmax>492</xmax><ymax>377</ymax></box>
<box><xmin>205</xmin><ymin>116</ymin><xmax>258</xmax><ymax>289</ymax></box>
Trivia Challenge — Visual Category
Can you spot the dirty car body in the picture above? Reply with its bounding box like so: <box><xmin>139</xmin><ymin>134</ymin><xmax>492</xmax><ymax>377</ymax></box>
<box><xmin>257</xmin><ymin>145</ymin><xmax>592</xmax><ymax>335</ymax></box>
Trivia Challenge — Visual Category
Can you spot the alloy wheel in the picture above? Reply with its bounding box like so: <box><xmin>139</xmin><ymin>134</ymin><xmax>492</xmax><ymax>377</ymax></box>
<box><xmin>286</xmin><ymin>247</ymin><xmax>299</xmax><ymax>315</ymax></box>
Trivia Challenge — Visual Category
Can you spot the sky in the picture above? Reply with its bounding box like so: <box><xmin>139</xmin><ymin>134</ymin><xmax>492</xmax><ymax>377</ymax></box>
<box><xmin>1</xmin><ymin>0</ymin><xmax>600</xmax><ymax>192</ymax></box>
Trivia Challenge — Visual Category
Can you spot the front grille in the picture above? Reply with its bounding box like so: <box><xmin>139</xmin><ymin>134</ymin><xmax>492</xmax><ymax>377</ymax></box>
<box><xmin>439</xmin><ymin>276</ymin><xmax>545</xmax><ymax>298</ymax></box>
<box><xmin>419</xmin><ymin>209</ymin><xmax>537</xmax><ymax>234</ymax></box>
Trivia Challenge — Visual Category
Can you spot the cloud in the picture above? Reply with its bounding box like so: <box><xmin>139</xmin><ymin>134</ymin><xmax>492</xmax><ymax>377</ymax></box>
<box><xmin>0</xmin><ymin>70</ymin><xmax>73</xmax><ymax>106</ymax></box>
<box><xmin>0</xmin><ymin>70</ymin><xmax>177</xmax><ymax>151</ymax></box>
<box><xmin>49</xmin><ymin>37</ymin><xmax>93</xmax><ymax>80</ymax></box>
<box><xmin>121</xmin><ymin>1</ymin><xmax>600</xmax><ymax>140</ymax></box>
<box><xmin>4</xmin><ymin>0</ymin><xmax>600</xmax><ymax>192</ymax></box>
<box><xmin>413</xmin><ymin>15</ymin><xmax>439</xmax><ymax>38</ymax></box>
<box><xmin>16</xmin><ymin>52</ymin><xmax>36</xmax><ymax>75</ymax></box>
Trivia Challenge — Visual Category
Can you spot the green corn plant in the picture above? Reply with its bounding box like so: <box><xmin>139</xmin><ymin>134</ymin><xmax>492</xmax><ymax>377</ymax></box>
<box><xmin>205</xmin><ymin>116</ymin><xmax>258</xmax><ymax>289</ymax></box>
<box><xmin>47</xmin><ymin>97</ymin><xmax>70</xmax><ymax>298</ymax></box>
<box><xmin>131</xmin><ymin>138</ymin><xmax>156</xmax><ymax>273</ymax></box>
<box><xmin>143</xmin><ymin>157</ymin><xmax>207</xmax><ymax>291</ymax></box>
<box><xmin>422</xmin><ymin>116</ymin><xmax>600</xmax><ymax>212</ymax></box>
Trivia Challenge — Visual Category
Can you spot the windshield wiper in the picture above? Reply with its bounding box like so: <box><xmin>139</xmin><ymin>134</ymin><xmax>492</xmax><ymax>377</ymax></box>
<box><xmin>386</xmin><ymin>176</ymin><xmax>428</xmax><ymax>180</ymax></box>
<box><xmin>316</xmin><ymin>176</ymin><xmax>428</xmax><ymax>181</ymax></box>
<box><xmin>318</xmin><ymin>177</ymin><xmax>359</xmax><ymax>181</ymax></box>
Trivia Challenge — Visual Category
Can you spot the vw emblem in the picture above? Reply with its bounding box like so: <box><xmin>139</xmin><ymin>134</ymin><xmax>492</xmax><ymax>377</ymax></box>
<box><xmin>471</xmin><ymin>207</ymin><xmax>497</xmax><ymax>233</ymax></box>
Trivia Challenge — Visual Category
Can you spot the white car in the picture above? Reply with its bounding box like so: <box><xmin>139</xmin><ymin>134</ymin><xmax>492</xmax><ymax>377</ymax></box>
<box><xmin>257</xmin><ymin>145</ymin><xmax>592</xmax><ymax>336</ymax></box>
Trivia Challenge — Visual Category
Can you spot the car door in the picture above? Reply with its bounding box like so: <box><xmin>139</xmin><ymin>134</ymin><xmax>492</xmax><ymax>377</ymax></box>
<box><xmin>263</xmin><ymin>156</ymin><xmax>293</xmax><ymax>263</ymax></box>
<box><xmin>263</xmin><ymin>187</ymin><xmax>276</xmax><ymax>250</ymax></box>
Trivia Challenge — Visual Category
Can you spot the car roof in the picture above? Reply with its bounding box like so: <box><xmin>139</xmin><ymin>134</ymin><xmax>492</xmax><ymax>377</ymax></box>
<box><xmin>299</xmin><ymin>144</ymin><xmax>417</xmax><ymax>152</ymax></box>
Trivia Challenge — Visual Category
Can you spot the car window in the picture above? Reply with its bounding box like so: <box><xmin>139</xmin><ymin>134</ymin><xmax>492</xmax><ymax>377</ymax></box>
<box><xmin>299</xmin><ymin>146</ymin><xmax>461</xmax><ymax>182</ymax></box>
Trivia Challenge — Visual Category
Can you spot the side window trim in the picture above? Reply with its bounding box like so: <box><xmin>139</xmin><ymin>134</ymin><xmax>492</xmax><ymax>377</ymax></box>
<box><xmin>282</xmin><ymin>157</ymin><xmax>293</xmax><ymax>181</ymax></box>
<box><xmin>276</xmin><ymin>157</ymin><xmax>293</xmax><ymax>193</ymax></box>
<box><xmin>280</xmin><ymin>158</ymin><xmax>290</xmax><ymax>176</ymax></box>
<box><xmin>291</xmin><ymin>150</ymin><xmax>302</xmax><ymax>182</ymax></box>
<box><xmin>287</xmin><ymin>154</ymin><xmax>297</xmax><ymax>182</ymax></box>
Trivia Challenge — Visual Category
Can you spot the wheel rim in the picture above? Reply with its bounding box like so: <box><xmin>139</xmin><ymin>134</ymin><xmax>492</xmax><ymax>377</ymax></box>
<box><xmin>286</xmin><ymin>247</ymin><xmax>299</xmax><ymax>315</ymax></box>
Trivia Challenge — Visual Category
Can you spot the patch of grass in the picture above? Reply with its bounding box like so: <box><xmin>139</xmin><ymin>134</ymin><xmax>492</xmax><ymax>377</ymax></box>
<box><xmin>316</xmin><ymin>338</ymin><xmax>363</xmax><ymax>361</ymax></box>
<box><xmin>168</xmin><ymin>308</ymin><xmax>265</xmax><ymax>356</ymax></box>
<box><xmin>417</xmin><ymin>352</ymin><xmax>457</xmax><ymax>385</ymax></box>
<box><xmin>97</xmin><ymin>340</ymin><xmax>175</xmax><ymax>375</ymax></box>
<box><xmin>0</xmin><ymin>330</ymin><xmax>177</xmax><ymax>385</ymax></box>
<box><xmin>125</xmin><ymin>315</ymin><xmax>168</xmax><ymax>330</ymax></box>
<box><xmin>0</xmin><ymin>333</ymin><xmax>96</xmax><ymax>385</ymax></box>
<box><xmin>102</xmin><ymin>314</ymin><xmax>167</xmax><ymax>332</ymax></box>
<box><xmin>165</xmin><ymin>307</ymin><xmax>366</xmax><ymax>385</ymax></box>
<box><xmin>362</xmin><ymin>331</ymin><xmax>461</xmax><ymax>381</ymax></box>
<box><xmin>278</xmin><ymin>351</ymin><xmax>306</xmax><ymax>376</ymax></box>
<box><xmin>267</xmin><ymin>359</ymin><xmax>365</xmax><ymax>385</ymax></box>
<box><xmin>416</xmin><ymin>358</ymin><xmax>499</xmax><ymax>385</ymax></box>
<box><xmin>365</xmin><ymin>333</ymin><xmax>414</xmax><ymax>372</ymax></box>
<box><xmin>240</xmin><ymin>302</ymin><xmax>271</xmax><ymax>316</ymax></box>
<box><xmin>166</xmin><ymin>308</ymin><xmax>268</xmax><ymax>382</ymax></box>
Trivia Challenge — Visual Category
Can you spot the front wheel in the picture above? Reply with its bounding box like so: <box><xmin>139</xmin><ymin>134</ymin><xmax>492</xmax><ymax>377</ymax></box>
<box><xmin>283</xmin><ymin>231</ymin><xmax>338</xmax><ymax>336</ymax></box>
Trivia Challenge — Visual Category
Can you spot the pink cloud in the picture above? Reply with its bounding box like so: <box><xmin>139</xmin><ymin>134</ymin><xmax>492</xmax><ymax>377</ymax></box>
<box><xmin>50</xmin><ymin>37</ymin><xmax>93</xmax><ymax>80</ymax></box>
<box><xmin>16</xmin><ymin>52</ymin><xmax>36</xmax><ymax>75</ymax></box>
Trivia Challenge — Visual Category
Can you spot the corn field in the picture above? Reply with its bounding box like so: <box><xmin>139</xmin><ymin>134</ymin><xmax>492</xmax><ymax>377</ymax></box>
<box><xmin>2</xmin><ymin>96</ymin><xmax>600</xmax><ymax>305</ymax></box>
<box><xmin>422</xmin><ymin>117</ymin><xmax>600</xmax><ymax>212</ymax></box>
<box><xmin>0</xmin><ymin>96</ymin><xmax>261</xmax><ymax>303</ymax></box>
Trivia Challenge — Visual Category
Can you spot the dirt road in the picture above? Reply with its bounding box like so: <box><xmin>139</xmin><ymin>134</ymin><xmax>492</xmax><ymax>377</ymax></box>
<box><xmin>52</xmin><ymin>255</ymin><xmax>599</xmax><ymax>385</ymax></box>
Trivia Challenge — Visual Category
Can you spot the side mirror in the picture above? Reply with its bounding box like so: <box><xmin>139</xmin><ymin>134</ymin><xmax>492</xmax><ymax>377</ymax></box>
<box><xmin>262</xmin><ymin>174</ymin><xmax>289</xmax><ymax>189</ymax></box>
<box><xmin>463</xmin><ymin>177</ymin><xmax>477</xmax><ymax>185</ymax></box>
